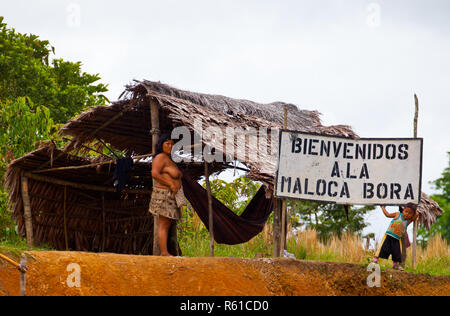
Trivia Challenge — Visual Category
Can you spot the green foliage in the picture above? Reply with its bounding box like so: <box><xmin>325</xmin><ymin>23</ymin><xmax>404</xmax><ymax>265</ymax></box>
<box><xmin>0</xmin><ymin>97</ymin><xmax>54</xmax><ymax>162</ymax></box>
<box><xmin>288</xmin><ymin>200</ymin><xmax>375</xmax><ymax>241</ymax></box>
<box><xmin>0</xmin><ymin>97</ymin><xmax>56</xmax><ymax>242</ymax></box>
<box><xmin>433</xmin><ymin>153</ymin><xmax>450</xmax><ymax>201</ymax></box>
<box><xmin>206</xmin><ymin>176</ymin><xmax>261</xmax><ymax>215</ymax></box>
<box><xmin>419</xmin><ymin>152</ymin><xmax>450</xmax><ymax>242</ymax></box>
<box><xmin>0</xmin><ymin>17</ymin><xmax>108</xmax><ymax>123</ymax></box>
<box><xmin>0</xmin><ymin>190</ymin><xmax>17</xmax><ymax>242</ymax></box>
<box><xmin>0</xmin><ymin>17</ymin><xmax>109</xmax><ymax>244</ymax></box>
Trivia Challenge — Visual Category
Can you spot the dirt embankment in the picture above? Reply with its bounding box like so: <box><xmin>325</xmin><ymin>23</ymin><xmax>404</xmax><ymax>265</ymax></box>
<box><xmin>0</xmin><ymin>251</ymin><xmax>449</xmax><ymax>296</ymax></box>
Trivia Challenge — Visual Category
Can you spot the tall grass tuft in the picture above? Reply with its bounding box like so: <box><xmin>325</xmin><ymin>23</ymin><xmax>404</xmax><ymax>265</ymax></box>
<box><xmin>287</xmin><ymin>229</ymin><xmax>369</xmax><ymax>263</ymax></box>
<box><xmin>402</xmin><ymin>235</ymin><xmax>450</xmax><ymax>276</ymax></box>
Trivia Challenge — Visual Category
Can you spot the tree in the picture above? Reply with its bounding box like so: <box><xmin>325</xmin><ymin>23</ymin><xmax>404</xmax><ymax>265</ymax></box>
<box><xmin>0</xmin><ymin>97</ymin><xmax>55</xmax><ymax>240</ymax></box>
<box><xmin>419</xmin><ymin>152</ymin><xmax>450</xmax><ymax>242</ymax></box>
<box><xmin>0</xmin><ymin>17</ymin><xmax>108</xmax><ymax>124</ymax></box>
<box><xmin>0</xmin><ymin>17</ymin><xmax>110</xmax><ymax>243</ymax></box>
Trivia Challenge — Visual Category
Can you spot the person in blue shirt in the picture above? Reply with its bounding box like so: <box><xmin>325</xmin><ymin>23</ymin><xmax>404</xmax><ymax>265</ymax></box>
<box><xmin>372</xmin><ymin>203</ymin><xmax>419</xmax><ymax>270</ymax></box>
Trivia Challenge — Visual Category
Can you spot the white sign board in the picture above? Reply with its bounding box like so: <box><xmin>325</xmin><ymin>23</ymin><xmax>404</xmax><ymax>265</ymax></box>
<box><xmin>275</xmin><ymin>130</ymin><xmax>423</xmax><ymax>205</ymax></box>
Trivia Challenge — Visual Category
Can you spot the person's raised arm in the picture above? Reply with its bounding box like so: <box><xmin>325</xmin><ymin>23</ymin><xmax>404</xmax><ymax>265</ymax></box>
<box><xmin>380</xmin><ymin>206</ymin><xmax>398</xmax><ymax>218</ymax></box>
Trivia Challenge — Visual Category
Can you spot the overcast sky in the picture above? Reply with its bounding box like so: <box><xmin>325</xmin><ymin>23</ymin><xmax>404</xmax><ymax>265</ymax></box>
<box><xmin>1</xmin><ymin>0</ymin><xmax>449</xmax><ymax>241</ymax></box>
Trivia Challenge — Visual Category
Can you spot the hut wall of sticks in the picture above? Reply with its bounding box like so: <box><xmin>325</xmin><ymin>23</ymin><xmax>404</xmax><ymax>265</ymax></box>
<box><xmin>4</xmin><ymin>80</ymin><xmax>443</xmax><ymax>255</ymax></box>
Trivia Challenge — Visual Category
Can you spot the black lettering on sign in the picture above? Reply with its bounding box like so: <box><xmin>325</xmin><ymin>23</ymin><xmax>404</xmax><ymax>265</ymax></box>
<box><xmin>343</xmin><ymin>143</ymin><xmax>354</xmax><ymax>159</ymax></box>
<box><xmin>398</xmin><ymin>144</ymin><xmax>409</xmax><ymax>160</ymax></box>
<box><xmin>328</xmin><ymin>181</ymin><xmax>338</xmax><ymax>197</ymax></box>
<box><xmin>316</xmin><ymin>179</ymin><xmax>327</xmax><ymax>196</ymax></box>
<box><xmin>333</xmin><ymin>141</ymin><xmax>342</xmax><ymax>158</ymax></box>
<box><xmin>364</xmin><ymin>183</ymin><xmax>374</xmax><ymax>199</ymax></box>
<box><xmin>374</xmin><ymin>144</ymin><xmax>384</xmax><ymax>160</ymax></box>
<box><xmin>346</xmin><ymin>163</ymin><xmax>357</xmax><ymax>179</ymax></box>
<box><xmin>404</xmin><ymin>184</ymin><xmax>414</xmax><ymax>200</ymax></box>
<box><xmin>360</xmin><ymin>163</ymin><xmax>370</xmax><ymax>179</ymax></box>
<box><xmin>356</xmin><ymin>143</ymin><xmax>366</xmax><ymax>160</ymax></box>
<box><xmin>331</xmin><ymin>162</ymin><xmax>340</xmax><ymax>178</ymax></box>
<box><xmin>321</xmin><ymin>141</ymin><xmax>331</xmax><ymax>157</ymax></box>
<box><xmin>309</xmin><ymin>139</ymin><xmax>319</xmax><ymax>156</ymax></box>
<box><xmin>305</xmin><ymin>178</ymin><xmax>314</xmax><ymax>195</ymax></box>
<box><xmin>293</xmin><ymin>178</ymin><xmax>302</xmax><ymax>194</ymax></box>
<box><xmin>390</xmin><ymin>183</ymin><xmax>401</xmax><ymax>199</ymax></box>
<box><xmin>292</xmin><ymin>138</ymin><xmax>302</xmax><ymax>153</ymax></box>
<box><xmin>303</xmin><ymin>139</ymin><xmax>308</xmax><ymax>155</ymax></box>
<box><xmin>377</xmin><ymin>183</ymin><xmax>388</xmax><ymax>199</ymax></box>
<box><xmin>386</xmin><ymin>144</ymin><xmax>396</xmax><ymax>160</ymax></box>
<box><xmin>281</xmin><ymin>176</ymin><xmax>292</xmax><ymax>193</ymax></box>
<box><xmin>340</xmin><ymin>182</ymin><xmax>350</xmax><ymax>198</ymax></box>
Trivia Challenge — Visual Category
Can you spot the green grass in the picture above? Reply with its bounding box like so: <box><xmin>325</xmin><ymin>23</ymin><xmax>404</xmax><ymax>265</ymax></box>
<box><xmin>402</xmin><ymin>257</ymin><xmax>449</xmax><ymax>276</ymax></box>
<box><xmin>0</xmin><ymin>238</ymin><xmax>53</xmax><ymax>261</ymax></box>
<box><xmin>179</xmin><ymin>231</ymin><xmax>270</xmax><ymax>258</ymax></box>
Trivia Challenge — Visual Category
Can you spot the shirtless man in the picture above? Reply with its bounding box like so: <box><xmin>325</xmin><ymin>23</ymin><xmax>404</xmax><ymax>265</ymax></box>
<box><xmin>151</xmin><ymin>136</ymin><xmax>182</xmax><ymax>256</ymax></box>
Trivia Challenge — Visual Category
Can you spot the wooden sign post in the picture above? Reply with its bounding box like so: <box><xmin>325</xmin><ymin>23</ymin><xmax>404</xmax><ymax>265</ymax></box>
<box><xmin>280</xmin><ymin>106</ymin><xmax>288</xmax><ymax>255</ymax></box>
<box><xmin>204</xmin><ymin>162</ymin><xmax>215</xmax><ymax>257</ymax></box>
<box><xmin>412</xmin><ymin>94</ymin><xmax>419</xmax><ymax>270</ymax></box>
<box><xmin>274</xmin><ymin>105</ymin><xmax>289</xmax><ymax>258</ymax></box>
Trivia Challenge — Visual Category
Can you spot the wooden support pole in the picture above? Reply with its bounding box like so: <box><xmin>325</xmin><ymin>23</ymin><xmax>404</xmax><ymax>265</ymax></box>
<box><xmin>412</xmin><ymin>94</ymin><xmax>419</xmax><ymax>270</ymax></box>
<box><xmin>283</xmin><ymin>104</ymin><xmax>288</xmax><ymax>129</ymax></box>
<box><xmin>150</xmin><ymin>97</ymin><xmax>161</xmax><ymax>256</ymax></box>
<box><xmin>0</xmin><ymin>253</ymin><xmax>27</xmax><ymax>296</ymax></box>
<box><xmin>33</xmin><ymin>152</ymin><xmax>154</xmax><ymax>174</ymax></box>
<box><xmin>281</xmin><ymin>199</ymin><xmax>287</xmax><ymax>254</ymax></box>
<box><xmin>273</xmin><ymin>199</ymin><xmax>282</xmax><ymax>257</ymax></box>
<box><xmin>280</xmin><ymin>105</ymin><xmax>289</xmax><ymax>256</ymax></box>
<box><xmin>101</xmin><ymin>192</ymin><xmax>106</xmax><ymax>252</ymax></box>
<box><xmin>19</xmin><ymin>255</ymin><xmax>27</xmax><ymax>297</ymax></box>
<box><xmin>204</xmin><ymin>162</ymin><xmax>215</xmax><ymax>257</ymax></box>
<box><xmin>23</xmin><ymin>171</ymin><xmax>151</xmax><ymax>195</ymax></box>
<box><xmin>63</xmin><ymin>186</ymin><xmax>69</xmax><ymax>251</ymax></box>
<box><xmin>401</xmin><ymin>236</ymin><xmax>407</xmax><ymax>267</ymax></box>
<box><xmin>21</xmin><ymin>176</ymin><xmax>34</xmax><ymax>249</ymax></box>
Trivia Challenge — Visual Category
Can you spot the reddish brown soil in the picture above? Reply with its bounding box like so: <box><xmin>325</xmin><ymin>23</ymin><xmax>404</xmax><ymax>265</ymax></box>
<box><xmin>0</xmin><ymin>251</ymin><xmax>449</xmax><ymax>296</ymax></box>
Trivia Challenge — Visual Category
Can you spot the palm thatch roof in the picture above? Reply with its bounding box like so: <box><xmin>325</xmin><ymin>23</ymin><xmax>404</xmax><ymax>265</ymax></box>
<box><xmin>60</xmin><ymin>80</ymin><xmax>358</xmax><ymax>187</ymax></box>
<box><xmin>418</xmin><ymin>193</ymin><xmax>444</xmax><ymax>230</ymax></box>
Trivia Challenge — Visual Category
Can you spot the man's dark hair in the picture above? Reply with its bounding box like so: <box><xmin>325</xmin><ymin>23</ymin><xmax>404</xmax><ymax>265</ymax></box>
<box><xmin>153</xmin><ymin>133</ymin><xmax>173</xmax><ymax>157</ymax></box>
<box><xmin>404</xmin><ymin>203</ymin><xmax>418</xmax><ymax>213</ymax></box>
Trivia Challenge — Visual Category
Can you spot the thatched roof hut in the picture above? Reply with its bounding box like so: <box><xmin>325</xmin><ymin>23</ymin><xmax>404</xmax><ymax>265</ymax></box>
<box><xmin>5</xmin><ymin>144</ymin><xmax>155</xmax><ymax>254</ymax></box>
<box><xmin>4</xmin><ymin>80</ymin><xmax>443</xmax><ymax>254</ymax></box>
